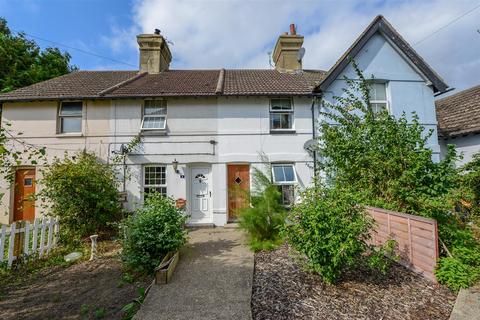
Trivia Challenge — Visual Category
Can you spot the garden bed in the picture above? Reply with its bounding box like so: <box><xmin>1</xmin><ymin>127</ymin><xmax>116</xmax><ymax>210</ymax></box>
<box><xmin>252</xmin><ymin>244</ymin><xmax>456</xmax><ymax>320</ymax></box>
<box><xmin>0</xmin><ymin>241</ymin><xmax>150</xmax><ymax>319</ymax></box>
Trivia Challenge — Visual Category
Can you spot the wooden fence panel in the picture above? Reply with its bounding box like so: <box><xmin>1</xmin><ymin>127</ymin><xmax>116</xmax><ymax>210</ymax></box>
<box><xmin>0</xmin><ymin>218</ymin><xmax>59</xmax><ymax>268</ymax></box>
<box><xmin>367</xmin><ymin>207</ymin><xmax>439</xmax><ymax>282</ymax></box>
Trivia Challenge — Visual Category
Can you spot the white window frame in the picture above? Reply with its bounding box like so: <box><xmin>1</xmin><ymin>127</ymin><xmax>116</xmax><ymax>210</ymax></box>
<box><xmin>143</xmin><ymin>165</ymin><xmax>167</xmax><ymax>199</ymax></box>
<box><xmin>141</xmin><ymin>99</ymin><xmax>167</xmax><ymax>131</ymax></box>
<box><xmin>269</xmin><ymin>98</ymin><xmax>294</xmax><ymax>131</ymax></box>
<box><xmin>271</xmin><ymin>164</ymin><xmax>297</xmax><ymax>185</ymax></box>
<box><xmin>369</xmin><ymin>82</ymin><xmax>389</xmax><ymax>114</ymax></box>
<box><xmin>58</xmin><ymin>101</ymin><xmax>83</xmax><ymax>134</ymax></box>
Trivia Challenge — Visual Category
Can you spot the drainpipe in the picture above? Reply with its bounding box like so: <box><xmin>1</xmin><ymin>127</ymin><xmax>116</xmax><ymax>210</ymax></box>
<box><xmin>310</xmin><ymin>93</ymin><xmax>323</xmax><ymax>180</ymax></box>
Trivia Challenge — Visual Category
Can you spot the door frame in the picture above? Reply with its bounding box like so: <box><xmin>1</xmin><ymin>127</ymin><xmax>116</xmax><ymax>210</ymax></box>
<box><xmin>226</xmin><ymin>163</ymin><xmax>251</xmax><ymax>222</ymax></box>
<box><xmin>187</xmin><ymin>164</ymin><xmax>213</xmax><ymax>224</ymax></box>
<box><xmin>12</xmin><ymin>166</ymin><xmax>37</xmax><ymax>223</ymax></box>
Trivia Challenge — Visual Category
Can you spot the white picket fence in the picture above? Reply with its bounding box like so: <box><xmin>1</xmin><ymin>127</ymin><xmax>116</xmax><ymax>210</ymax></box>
<box><xmin>0</xmin><ymin>218</ymin><xmax>59</xmax><ymax>268</ymax></box>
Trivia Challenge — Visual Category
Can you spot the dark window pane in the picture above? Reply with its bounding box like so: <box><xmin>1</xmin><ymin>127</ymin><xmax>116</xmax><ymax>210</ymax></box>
<box><xmin>277</xmin><ymin>185</ymin><xmax>294</xmax><ymax>206</ymax></box>
<box><xmin>283</xmin><ymin>165</ymin><xmax>295</xmax><ymax>182</ymax></box>
<box><xmin>271</xmin><ymin>99</ymin><xmax>292</xmax><ymax>110</ymax></box>
<box><xmin>273</xmin><ymin>166</ymin><xmax>285</xmax><ymax>182</ymax></box>
<box><xmin>60</xmin><ymin>102</ymin><xmax>82</xmax><ymax>116</ymax></box>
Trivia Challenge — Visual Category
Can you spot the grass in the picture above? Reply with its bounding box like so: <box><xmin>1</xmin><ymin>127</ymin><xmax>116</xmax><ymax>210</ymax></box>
<box><xmin>0</xmin><ymin>244</ymin><xmax>88</xmax><ymax>288</ymax></box>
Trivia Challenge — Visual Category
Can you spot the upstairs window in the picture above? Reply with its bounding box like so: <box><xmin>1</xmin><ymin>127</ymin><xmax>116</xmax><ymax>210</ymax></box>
<box><xmin>272</xmin><ymin>164</ymin><xmax>297</xmax><ymax>206</ymax></box>
<box><xmin>59</xmin><ymin>101</ymin><xmax>82</xmax><ymax>133</ymax></box>
<box><xmin>143</xmin><ymin>165</ymin><xmax>167</xmax><ymax>199</ymax></box>
<box><xmin>369</xmin><ymin>83</ymin><xmax>388</xmax><ymax>113</ymax></box>
<box><xmin>141</xmin><ymin>100</ymin><xmax>167</xmax><ymax>130</ymax></box>
<box><xmin>270</xmin><ymin>98</ymin><xmax>294</xmax><ymax>130</ymax></box>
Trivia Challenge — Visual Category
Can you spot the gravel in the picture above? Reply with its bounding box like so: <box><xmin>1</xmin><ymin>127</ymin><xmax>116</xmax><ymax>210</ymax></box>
<box><xmin>252</xmin><ymin>245</ymin><xmax>456</xmax><ymax>320</ymax></box>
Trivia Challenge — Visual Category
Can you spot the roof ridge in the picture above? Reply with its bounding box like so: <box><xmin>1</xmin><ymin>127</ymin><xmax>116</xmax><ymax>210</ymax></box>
<box><xmin>436</xmin><ymin>84</ymin><xmax>480</xmax><ymax>103</ymax></box>
<box><xmin>99</xmin><ymin>72</ymin><xmax>147</xmax><ymax>96</ymax></box>
<box><xmin>215</xmin><ymin>69</ymin><xmax>225</xmax><ymax>94</ymax></box>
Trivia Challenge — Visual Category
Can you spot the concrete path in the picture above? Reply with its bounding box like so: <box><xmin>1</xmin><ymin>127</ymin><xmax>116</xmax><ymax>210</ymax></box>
<box><xmin>135</xmin><ymin>227</ymin><xmax>254</xmax><ymax>320</ymax></box>
<box><xmin>450</xmin><ymin>285</ymin><xmax>480</xmax><ymax>320</ymax></box>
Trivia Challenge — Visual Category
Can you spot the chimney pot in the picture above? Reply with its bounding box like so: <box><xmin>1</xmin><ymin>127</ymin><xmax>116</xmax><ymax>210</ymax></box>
<box><xmin>290</xmin><ymin>24</ymin><xmax>296</xmax><ymax>35</ymax></box>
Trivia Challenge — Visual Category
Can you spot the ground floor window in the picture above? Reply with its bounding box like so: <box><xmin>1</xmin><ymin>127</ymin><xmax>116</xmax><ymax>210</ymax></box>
<box><xmin>143</xmin><ymin>165</ymin><xmax>167</xmax><ymax>199</ymax></box>
<box><xmin>277</xmin><ymin>184</ymin><xmax>295</xmax><ymax>206</ymax></box>
<box><xmin>271</xmin><ymin>164</ymin><xmax>297</xmax><ymax>207</ymax></box>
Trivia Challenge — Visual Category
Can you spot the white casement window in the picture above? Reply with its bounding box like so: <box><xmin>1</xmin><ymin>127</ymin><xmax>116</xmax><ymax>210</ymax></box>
<box><xmin>369</xmin><ymin>82</ymin><xmax>388</xmax><ymax>113</ymax></box>
<box><xmin>143</xmin><ymin>165</ymin><xmax>167</xmax><ymax>199</ymax></box>
<box><xmin>141</xmin><ymin>100</ymin><xmax>167</xmax><ymax>130</ymax></box>
<box><xmin>270</xmin><ymin>98</ymin><xmax>294</xmax><ymax>130</ymax></box>
<box><xmin>272</xmin><ymin>164</ymin><xmax>297</xmax><ymax>206</ymax></box>
<box><xmin>59</xmin><ymin>101</ymin><xmax>82</xmax><ymax>133</ymax></box>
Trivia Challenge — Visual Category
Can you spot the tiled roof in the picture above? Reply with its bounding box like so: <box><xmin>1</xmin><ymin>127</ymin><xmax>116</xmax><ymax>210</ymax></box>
<box><xmin>436</xmin><ymin>85</ymin><xmax>480</xmax><ymax>138</ymax></box>
<box><xmin>0</xmin><ymin>69</ymin><xmax>326</xmax><ymax>102</ymax></box>
<box><xmin>103</xmin><ymin>70</ymin><xmax>220</xmax><ymax>97</ymax></box>
<box><xmin>221</xmin><ymin>69</ymin><xmax>325</xmax><ymax>96</ymax></box>
<box><xmin>0</xmin><ymin>71</ymin><xmax>138</xmax><ymax>102</ymax></box>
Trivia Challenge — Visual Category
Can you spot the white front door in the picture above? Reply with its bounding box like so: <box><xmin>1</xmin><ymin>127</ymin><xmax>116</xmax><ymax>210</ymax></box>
<box><xmin>190</xmin><ymin>167</ymin><xmax>212</xmax><ymax>223</ymax></box>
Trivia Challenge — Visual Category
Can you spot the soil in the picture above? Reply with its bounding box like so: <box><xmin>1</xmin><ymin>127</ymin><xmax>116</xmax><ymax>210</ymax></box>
<box><xmin>252</xmin><ymin>244</ymin><xmax>457</xmax><ymax>320</ymax></box>
<box><xmin>0</xmin><ymin>241</ymin><xmax>151</xmax><ymax>320</ymax></box>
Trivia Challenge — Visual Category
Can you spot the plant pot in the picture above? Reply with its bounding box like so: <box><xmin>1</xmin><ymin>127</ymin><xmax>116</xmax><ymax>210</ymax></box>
<box><xmin>154</xmin><ymin>251</ymin><xmax>179</xmax><ymax>285</ymax></box>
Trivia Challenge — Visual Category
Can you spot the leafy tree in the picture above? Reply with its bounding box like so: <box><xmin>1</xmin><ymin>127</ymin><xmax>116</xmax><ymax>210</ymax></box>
<box><xmin>316</xmin><ymin>63</ymin><xmax>458</xmax><ymax>218</ymax></box>
<box><xmin>0</xmin><ymin>17</ymin><xmax>76</xmax><ymax>93</ymax></box>
<box><xmin>37</xmin><ymin>152</ymin><xmax>121</xmax><ymax>244</ymax></box>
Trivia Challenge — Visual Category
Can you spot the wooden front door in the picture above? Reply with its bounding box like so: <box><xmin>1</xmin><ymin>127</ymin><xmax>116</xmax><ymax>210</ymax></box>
<box><xmin>14</xmin><ymin>169</ymin><xmax>36</xmax><ymax>222</ymax></box>
<box><xmin>227</xmin><ymin>164</ymin><xmax>250</xmax><ymax>222</ymax></box>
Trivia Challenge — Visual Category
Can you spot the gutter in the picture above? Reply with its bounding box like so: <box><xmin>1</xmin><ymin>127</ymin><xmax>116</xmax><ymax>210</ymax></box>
<box><xmin>434</xmin><ymin>87</ymin><xmax>455</xmax><ymax>98</ymax></box>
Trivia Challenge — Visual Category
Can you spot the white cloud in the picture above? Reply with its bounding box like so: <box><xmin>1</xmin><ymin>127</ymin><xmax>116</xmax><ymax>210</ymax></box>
<box><xmin>105</xmin><ymin>0</ymin><xmax>480</xmax><ymax>91</ymax></box>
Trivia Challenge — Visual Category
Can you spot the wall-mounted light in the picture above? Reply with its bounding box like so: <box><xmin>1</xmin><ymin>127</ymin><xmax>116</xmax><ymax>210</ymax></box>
<box><xmin>172</xmin><ymin>159</ymin><xmax>179</xmax><ymax>173</ymax></box>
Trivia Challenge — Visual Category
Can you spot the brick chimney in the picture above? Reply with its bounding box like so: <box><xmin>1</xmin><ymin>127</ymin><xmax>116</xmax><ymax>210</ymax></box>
<box><xmin>272</xmin><ymin>24</ymin><xmax>304</xmax><ymax>72</ymax></box>
<box><xmin>137</xmin><ymin>29</ymin><xmax>172</xmax><ymax>73</ymax></box>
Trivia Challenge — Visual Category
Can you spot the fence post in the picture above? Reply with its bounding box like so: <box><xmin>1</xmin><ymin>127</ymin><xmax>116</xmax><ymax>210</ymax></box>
<box><xmin>47</xmin><ymin>217</ymin><xmax>54</xmax><ymax>254</ymax></box>
<box><xmin>8</xmin><ymin>222</ymin><xmax>16</xmax><ymax>267</ymax></box>
<box><xmin>39</xmin><ymin>218</ymin><xmax>46</xmax><ymax>257</ymax></box>
<box><xmin>32</xmin><ymin>219</ymin><xmax>39</xmax><ymax>254</ymax></box>
<box><xmin>0</xmin><ymin>224</ymin><xmax>6</xmax><ymax>263</ymax></box>
<box><xmin>14</xmin><ymin>220</ymin><xmax>25</xmax><ymax>258</ymax></box>
<box><xmin>24</xmin><ymin>221</ymin><xmax>30</xmax><ymax>256</ymax></box>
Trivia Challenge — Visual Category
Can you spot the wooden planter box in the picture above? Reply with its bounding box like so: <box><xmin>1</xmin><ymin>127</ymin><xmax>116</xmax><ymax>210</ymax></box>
<box><xmin>154</xmin><ymin>251</ymin><xmax>179</xmax><ymax>285</ymax></box>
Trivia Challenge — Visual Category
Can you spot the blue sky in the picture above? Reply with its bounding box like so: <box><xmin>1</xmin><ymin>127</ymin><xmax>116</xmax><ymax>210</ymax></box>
<box><xmin>1</xmin><ymin>0</ymin><xmax>479</xmax><ymax>92</ymax></box>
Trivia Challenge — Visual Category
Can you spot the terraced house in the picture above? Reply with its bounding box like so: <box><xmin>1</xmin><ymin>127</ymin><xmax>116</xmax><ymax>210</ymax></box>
<box><xmin>0</xmin><ymin>16</ymin><xmax>450</xmax><ymax>226</ymax></box>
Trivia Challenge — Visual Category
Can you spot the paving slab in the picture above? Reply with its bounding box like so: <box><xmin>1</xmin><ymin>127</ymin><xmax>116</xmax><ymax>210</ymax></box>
<box><xmin>135</xmin><ymin>227</ymin><xmax>254</xmax><ymax>320</ymax></box>
<box><xmin>450</xmin><ymin>285</ymin><xmax>480</xmax><ymax>320</ymax></box>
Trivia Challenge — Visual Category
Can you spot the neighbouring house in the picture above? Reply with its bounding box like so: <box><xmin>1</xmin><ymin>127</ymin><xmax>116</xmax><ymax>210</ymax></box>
<box><xmin>0</xmin><ymin>15</ymin><xmax>449</xmax><ymax>226</ymax></box>
<box><xmin>436</xmin><ymin>85</ymin><xmax>480</xmax><ymax>166</ymax></box>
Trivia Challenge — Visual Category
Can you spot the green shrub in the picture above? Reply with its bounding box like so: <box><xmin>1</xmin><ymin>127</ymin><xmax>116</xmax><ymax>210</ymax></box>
<box><xmin>37</xmin><ymin>152</ymin><xmax>121</xmax><ymax>244</ymax></box>
<box><xmin>238</xmin><ymin>167</ymin><xmax>286</xmax><ymax>251</ymax></box>
<box><xmin>436</xmin><ymin>247</ymin><xmax>480</xmax><ymax>292</ymax></box>
<box><xmin>121</xmin><ymin>193</ymin><xmax>187</xmax><ymax>274</ymax></box>
<box><xmin>284</xmin><ymin>184</ymin><xmax>393</xmax><ymax>283</ymax></box>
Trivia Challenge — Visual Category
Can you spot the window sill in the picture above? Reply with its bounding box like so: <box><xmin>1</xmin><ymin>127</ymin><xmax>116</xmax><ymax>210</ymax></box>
<box><xmin>270</xmin><ymin>129</ymin><xmax>296</xmax><ymax>134</ymax></box>
<box><xmin>140</xmin><ymin>129</ymin><xmax>167</xmax><ymax>136</ymax></box>
<box><xmin>55</xmin><ymin>133</ymin><xmax>83</xmax><ymax>138</ymax></box>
